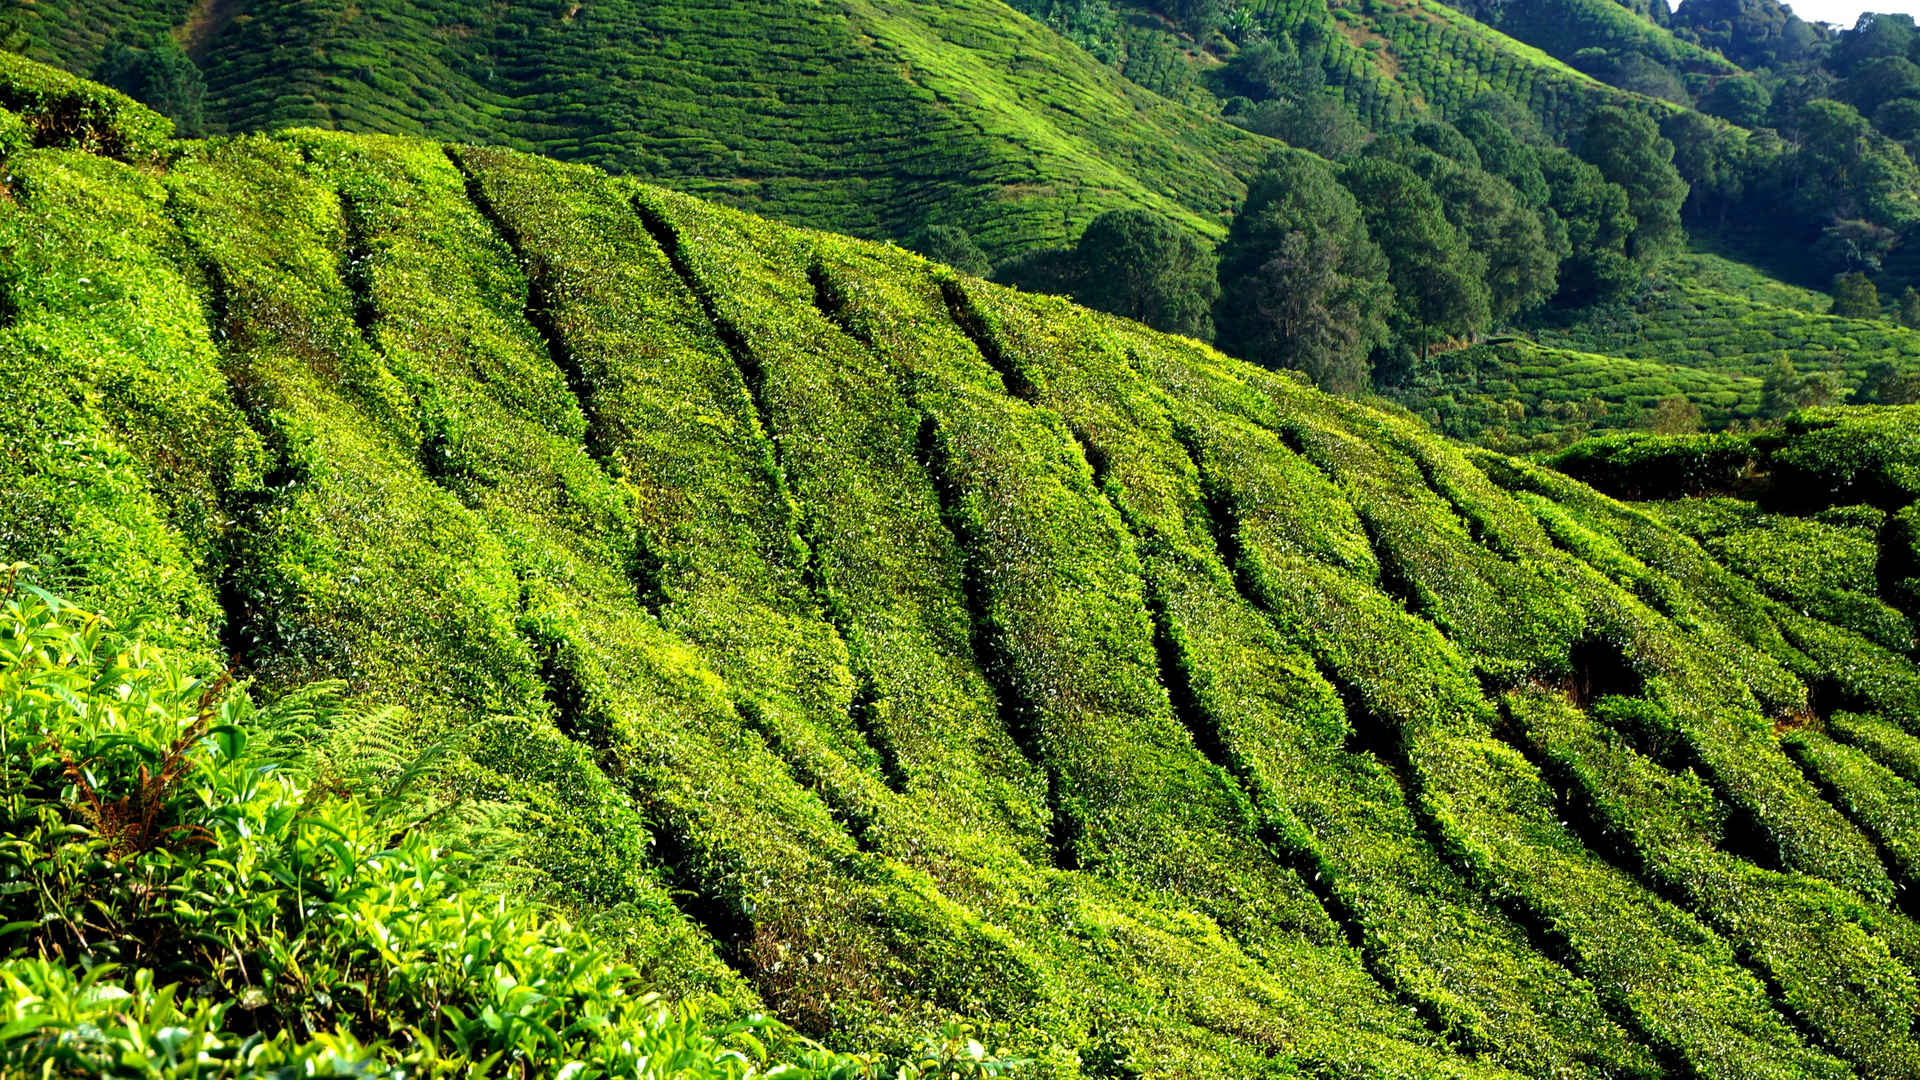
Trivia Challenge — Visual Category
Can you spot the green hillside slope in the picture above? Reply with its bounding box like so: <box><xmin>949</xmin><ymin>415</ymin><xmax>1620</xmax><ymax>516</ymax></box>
<box><xmin>11</xmin><ymin>64</ymin><xmax>1920</xmax><ymax>1080</ymax></box>
<box><xmin>0</xmin><ymin>0</ymin><xmax>1273</xmax><ymax>257</ymax></box>
<box><xmin>1221</xmin><ymin>0</ymin><xmax>1680</xmax><ymax>136</ymax></box>
<box><xmin>1441</xmin><ymin>0</ymin><xmax>1735</xmax><ymax>79</ymax></box>
<box><xmin>1327</xmin><ymin>0</ymin><xmax>1686</xmax><ymax>131</ymax></box>
<box><xmin>1395</xmin><ymin>251</ymin><xmax>1920</xmax><ymax>451</ymax></box>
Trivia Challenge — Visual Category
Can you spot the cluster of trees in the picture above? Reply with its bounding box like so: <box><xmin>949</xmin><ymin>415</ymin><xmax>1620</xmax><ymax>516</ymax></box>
<box><xmin>93</xmin><ymin>31</ymin><xmax>205</xmax><ymax>136</ymax></box>
<box><xmin>968</xmin><ymin>99</ymin><xmax>1685</xmax><ymax>394</ymax></box>
<box><xmin>1215</xmin><ymin>25</ymin><xmax>1370</xmax><ymax>159</ymax></box>
<box><xmin>1660</xmin><ymin>94</ymin><xmax>1920</xmax><ymax>283</ymax></box>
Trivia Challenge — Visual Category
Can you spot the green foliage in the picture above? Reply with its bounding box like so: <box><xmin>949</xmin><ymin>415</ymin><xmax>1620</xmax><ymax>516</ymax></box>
<box><xmin>913</xmin><ymin>225</ymin><xmax>994</xmax><ymax>279</ymax></box>
<box><xmin>1700</xmin><ymin>74</ymin><xmax>1772</xmax><ymax>126</ymax></box>
<box><xmin>1068</xmin><ymin>209</ymin><xmax>1219</xmax><ymax>340</ymax></box>
<box><xmin>95</xmin><ymin>29</ymin><xmax>203</xmax><ymax>136</ymax></box>
<box><xmin>0</xmin><ymin>582</ymin><xmax>906</xmax><ymax>1078</ymax></box>
<box><xmin>1833</xmin><ymin>271</ymin><xmax>1882</xmax><ymax>318</ymax></box>
<box><xmin>1339</xmin><ymin>156</ymin><xmax>1489</xmax><ymax>369</ymax></box>
<box><xmin>16</xmin><ymin>100</ymin><xmax>1920</xmax><ymax>1080</ymax></box>
<box><xmin>1577</xmin><ymin>106</ymin><xmax>1688</xmax><ymax>263</ymax></box>
<box><xmin>1431</xmin><ymin>164</ymin><xmax>1559</xmax><ymax>322</ymax></box>
<box><xmin>8</xmin><ymin>0</ymin><xmax>1273</xmax><ymax>261</ymax></box>
<box><xmin>1655</xmin><ymin>498</ymin><xmax>1912</xmax><ymax>650</ymax></box>
<box><xmin>1215</xmin><ymin>151</ymin><xmax>1393</xmax><ymax>392</ymax></box>
<box><xmin>1396</xmin><ymin>248</ymin><xmax>1920</xmax><ymax>451</ymax></box>
<box><xmin>0</xmin><ymin>48</ymin><xmax>171</xmax><ymax>159</ymax></box>
<box><xmin>1445</xmin><ymin>0</ymin><xmax>1734</xmax><ymax>85</ymax></box>
<box><xmin>1539</xmin><ymin>146</ymin><xmax>1637</xmax><ymax>305</ymax></box>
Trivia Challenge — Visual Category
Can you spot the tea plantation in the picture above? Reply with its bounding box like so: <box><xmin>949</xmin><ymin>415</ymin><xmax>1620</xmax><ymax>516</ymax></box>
<box><xmin>1395</xmin><ymin>252</ymin><xmax>1920</xmax><ymax>451</ymax></box>
<box><xmin>0</xmin><ymin>0</ymin><xmax>1276</xmax><ymax>258</ymax></box>
<box><xmin>9</xmin><ymin>59</ymin><xmax>1920</xmax><ymax>1079</ymax></box>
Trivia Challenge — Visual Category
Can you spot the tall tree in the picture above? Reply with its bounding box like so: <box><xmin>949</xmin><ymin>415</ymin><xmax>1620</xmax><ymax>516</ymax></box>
<box><xmin>1761</xmin><ymin>355</ymin><xmax>1843</xmax><ymax>416</ymax></box>
<box><xmin>1661</xmin><ymin>112</ymin><xmax>1749</xmax><ymax>226</ymax></box>
<box><xmin>1215</xmin><ymin>153</ymin><xmax>1393</xmax><ymax>393</ymax></box>
<box><xmin>1070</xmin><ymin>209</ymin><xmax>1219</xmax><ymax>340</ymax></box>
<box><xmin>1831</xmin><ymin>271</ymin><xmax>1881</xmax><ymax>318</ymax></box>
<box><xmin>1338</xmin><ymin>158</ymin><xmax>1489</xmax><ymax>367</ymax></box>
<box><xmin>1673</xmin><ymin>0</ymin><xmax>1823</xmax><ymax>69</ymax></box>
<box><xmin>96</xmin><ymin>32</ymin><xmax>206</xmax><ymax>137</ymax></box>
<box><xmin>1431</xmin><ymin>167</ymin><xmax>1558</xmax><ymax>322</ymax></box>
<box><xmin>915</xmin><ymin>225</ymin><xmax>993</xmax><ymax>277</ymax></box>
<box><xmin>1232</xmin><ymin>94</ymin><xmax>1367</xmax><ymax>159</ymax></box>
<box><xmin>1790</xmin><ymin>100</ymin><xmax>1920</xmax><ymax>232</ymax></box>
<box><xmin>1700</xmin><ymin>75</ymin><xmax>1772</xmax><ymax>128</ymax></box>
<box><xmin>1577</xmin><ymin>107</ymin><xmax>1689</xmax><ymax>264</ymax></box>
<box><xmin>1455</xmin><ymin>111</ymin><xmax>1551</xmax><ymax>207</ymax></box>
<box><xmin>1539</xmin><ymin>148</ymin><xmax>1638</xmax><ymax>306</ymax></box>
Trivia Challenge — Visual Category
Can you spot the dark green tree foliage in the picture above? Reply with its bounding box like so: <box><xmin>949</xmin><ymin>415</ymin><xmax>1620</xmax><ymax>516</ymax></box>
<box><xmin>1539</xmin><ymin>147</ymin><xmax>1637</xmax><ymax>305</ymax></box>
<box><xmin>1455</xmin><ymin>110</ymin><xmax>1552</xmax><ymax>207</ymax></box>
<box><xmin>1877</xmin><ymin>98</ymin><xmax>1920</xmax><ymax>143</ymax></box>
<box><xmin>1216</xmin><ymin>153</ymin><xmax>1393</xmax><ymax>392</ymax></box>
<box><xmin>1832</xmin><ymin>13</ymin><xmax>1918</xmax><ymax>75</ymax></box>
<box><xmin>1660</xmin><ymin>112</ymin><xmax>1747</xmax><ymax>226</ymax></box>
<box><xmin>1577</xmin><ymin>107</ymin><xmax>1688</xmax><ymax>264</ymax></box>
<box><xmin>1761</xmin><ymin>356</ymin><xmax>1844</xmax><ymax>417</ymax></box>
<box><xmin>1833</xmin><ymin>271</ymin><xmax>1882</xmax><ymax>318</ymax></box>
<box><xmin>915</xmin><ymin>224</ymin><xmax>993</xmax><ymax>277</ymax></box>
<box><xmin>1569</xmin><ymin>48</ymin><xmax>1688</xmax><ymax>104</ymax></box>
<box><xmin>1700</xmin><ymin>74</ymin><xmax>1771</xmax><ymax>127</ymax></box>
<box><xmin>1229</xmin><ymin>93</ymin><xmax>1368</xmax><ymax>160</ymax></box>
<box><xmin>1340</xmin><ymin>157</ymin><xmax>1489</xmax><ymax>367</ymax></box>
<box><xmin>1222</xmin><ymin>37</ymin><xmax>1299</xmax><ymax>102</ymax></box>
<box><xmin>1903</xmin><ymin>286</ymin><xmax>1920</xmax><ymax>329</ymax></box>
<box><xmin>93</xmin><ymin>31</ymin><xmax>203</xmax><ymax>137</ymax></box>
<box><xmin>1432</xmin><ymin>166</ymin><xmax>1558</xmax><ymax>322</ymax></box>
<box><xmin>1789</xmin><ymin>100</ymin><xmax>1920</xmax><ymax>236</ymax></box>
<box><xmin>1015</xmin><ymin>0</ymin><xmax>1126</xmax><ymax>64</ymax></box>
<box><xmin>1068</xmin><ymin>209</ymin><xmax>1218</xmax><ymax>340</ymax></box>
<box><xmin>1411</xmin><ymin>120</ymin><xmax>1483</xmax><ymax>169</ymax></box>
<box><xmin>1671</xmin><ymin>0</ymin><xmax>1822</xmax><ymax>69</ymax></box>
<box><xmin>1840</xmin><ymin>56</ymin><xmax>1920</xmax><ymax>120</ymax></box>
<box><xmin>1854</xmin><ymin>360</ymin><xmax>1920</xmax><ymax>405</ymax></box>
<box><xmin>1357</xmin><ymin>130</ymin><xmax>1558</xmax><ymax>319</ymax></box>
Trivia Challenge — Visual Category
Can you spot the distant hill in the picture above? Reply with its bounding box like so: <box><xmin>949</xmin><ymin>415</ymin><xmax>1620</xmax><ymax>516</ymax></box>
<box><xmin>8</xmin><ymin>59</ymin><xmax>1920</xmax><ymax>1079</ymax></box>
<box><xmin>0</xmin><ymin>0</ymin><xmax>1720</xmax><ymax>260</ymax></box>
<box><xmin>0</xmin><ymin>0</ymin><xmax>1278</xmax><ymax>256</ymax></box>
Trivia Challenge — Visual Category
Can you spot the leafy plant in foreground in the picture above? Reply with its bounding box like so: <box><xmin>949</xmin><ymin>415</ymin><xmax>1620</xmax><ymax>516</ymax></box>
<box><xmin>0</xmin><ymin>574</ymin><xmax>1008</xmax><ymax>1078</ymax></box>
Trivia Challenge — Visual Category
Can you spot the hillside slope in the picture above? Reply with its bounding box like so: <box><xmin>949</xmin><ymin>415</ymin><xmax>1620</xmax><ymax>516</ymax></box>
<box><xmin>0</xmin><ymin>0</ymin><xmax>1274</xmax><ymax>257</ymax></box>
<box><xmin>1397</xmin><ymin>251</ymin><xmax>1920</xmax><ymax>451</ymax></box>
<box><xmin>9</xmin><ymin>66</ymin><xmax>1920</xmax><ymax>1080</ymax></box>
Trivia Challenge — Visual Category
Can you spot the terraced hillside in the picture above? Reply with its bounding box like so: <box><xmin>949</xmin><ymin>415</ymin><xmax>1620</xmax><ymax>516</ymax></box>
<box><xmin>1396</xmin><ymin>251</ymin><xmax>1920</xmax><ymax>451</ymax></box>
<box><xmin>1231</xmin><ymin>0</ymin><xmax>1680</xmax><ymax>135</ymax></box>
<box><xmin>1439</xmin><ymin>0</ymin><xmax>1735</xmax><ymax>81</ymax></box>
<box><xmin>12</xmin><ymin>63</ymin><xmax>1920</xmax><ymax>1080</ymax></box>
<box><xmin>1326</xmin><ymin>0</ymin><xmax>1686</xmax><ymax>132</ymax></box>
<box><xmin>0</xmin><ymin>0</ymin><xmax>1273</xmax><ymax>257</ymax></box>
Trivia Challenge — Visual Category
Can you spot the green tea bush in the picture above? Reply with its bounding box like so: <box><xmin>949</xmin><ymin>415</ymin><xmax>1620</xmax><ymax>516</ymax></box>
<box><xmin>1548</xmin><ymin>431</ymin><xmax>1761</xmax><ymax>499</ymax></box>
<box><xmin>1656</xmin><ymin>499</ymin><xmax>1913</xmax><ymax>651</ymax></box>
<box><xmin>1785</xmin><ymin>728</ymin><xmax>1920</xmax><ymax>895</ymax></box>
<box><xmin>1075</xmin><ymin>326</ymin><xmax>1654</xmax><ymax>1077</ymax></box>
<box><xmin>0</xmin><ymin>49</ymin><xmax>171</xmax><ymax>160</ymax></box>
<box><xmin>0</xmin><ymin>579</ymin><xmax>917</xmax><ymax>1078</ymax></box>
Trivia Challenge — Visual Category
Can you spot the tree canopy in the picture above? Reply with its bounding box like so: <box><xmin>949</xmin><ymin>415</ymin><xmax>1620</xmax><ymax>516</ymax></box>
<box><xmin>1070</xmin><ymin>209</ymin><xmax>1219</xmax><ymax>340</ymax></box>
<box><xmin>1216</xmin><ymin>153</ymin><xmax>1394</xmax><ymax>392</ymax></box>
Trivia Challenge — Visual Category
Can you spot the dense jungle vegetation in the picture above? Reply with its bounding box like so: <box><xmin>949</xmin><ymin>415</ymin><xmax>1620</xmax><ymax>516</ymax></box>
<box><xmin>10</xmin><ymin>49</ymin><xmax>1920</xmax><ymax>1078</ymax></box>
